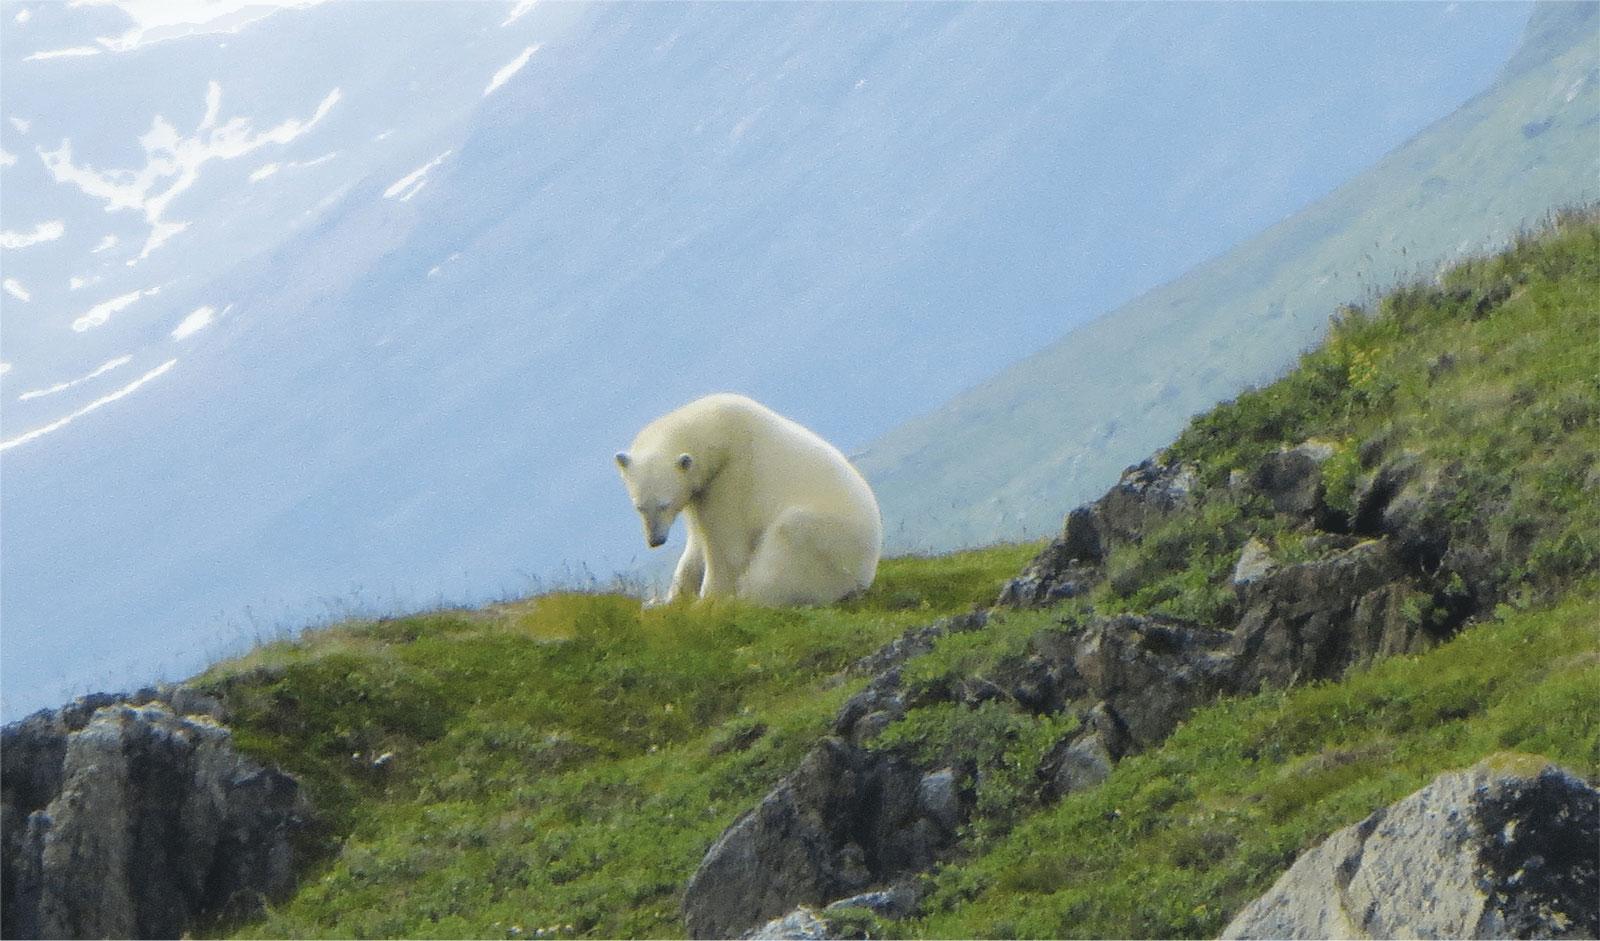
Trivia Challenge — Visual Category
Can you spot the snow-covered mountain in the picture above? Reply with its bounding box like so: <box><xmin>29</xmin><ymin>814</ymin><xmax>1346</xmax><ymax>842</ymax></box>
<box><xmin>0</xmin><ymin>1</ymin><xmax>1534</xmax><ymax>717</ymax></box>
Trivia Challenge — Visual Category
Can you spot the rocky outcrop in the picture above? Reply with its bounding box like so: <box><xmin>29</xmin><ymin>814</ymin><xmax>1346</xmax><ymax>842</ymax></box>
<box><xmin>681</xmin><ymin>736</ymin><xmax>955</xmax><ymax>939</ymax></box>
<box><xmin>744</xmin><ymin>907</ymin><xmax>834</xmax><ymax>940</ymax></box>
<box><xmin>999</xmin><ymin>456</ymin><xmax>1197</xmax><ymax>607</ymax></box>
<box><xmin>1069</xmin><ymin>615</ymin><xmax>1236</xmax><ymax>750</ymax></box>
<box><xmin>1230</xmin><ymin>539</ymin><xmax>1424</xmax><ymax>690</ymax></box>
<box><xmin>690</xmin><ymin>438</ymin><xmax>1521</xmax><ymax>938</ymax></box>
<box><xmin>742</xmin><ymin>885</ymin><xmax>920</xmax><ymax>939</ymax></box>
<box><xmin>1222</xmin><ymin>756</ymin><xmax>1600</xmax><ymax>940</ymax></box>
<box><xmin>1</xmin><ymin>692</ymin><xmax>305</xmax><ymax>940</ymax></box>
<box><xmin>683</xmin><ymin>617</ymin><xmax>992</xmax><ymax>938</ymax></box>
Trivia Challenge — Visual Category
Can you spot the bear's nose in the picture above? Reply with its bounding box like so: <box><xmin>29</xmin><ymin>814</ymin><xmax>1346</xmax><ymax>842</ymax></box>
<box><xmin>648</xmin><ymin>535</ymin><xmax>666</xmax><ymax>548</ymax></box>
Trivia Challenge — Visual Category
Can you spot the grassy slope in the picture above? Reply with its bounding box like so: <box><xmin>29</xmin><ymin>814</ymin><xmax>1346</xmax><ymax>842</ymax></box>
<box><xmin>208</xmin><ymin>214</ymin><xmax>1599</xmax><ymax>939</ymax></box>
<box><xmin>201</xmin><ymin>545</ymin><xmax>1041</xmax><ymax>939</ymax></box>
<box><xmin>857</xmin><ymin>3</ymin><xmax>1600</xmax><ymax>552</ymax></box>
<box><xmin>908</xmin><ymin>591</ymin><xmax>1599</xmax><ymax>939</ymax></box>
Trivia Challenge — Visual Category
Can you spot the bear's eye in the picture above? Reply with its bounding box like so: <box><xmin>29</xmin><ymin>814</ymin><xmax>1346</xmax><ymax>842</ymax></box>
<box><xmin>635</xmin><ymin>504</ymin><xmax>646</xmax><ymax>513</ymax></box>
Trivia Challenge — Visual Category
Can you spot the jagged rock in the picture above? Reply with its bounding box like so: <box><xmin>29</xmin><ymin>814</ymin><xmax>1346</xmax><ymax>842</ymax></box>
<box><xmin>682</xmin><ymin>736</ymin><xmax>956</xmax><ymax>939</ymax></box>
<box><xmin>1222</xmin><ymin>756</ymin><xmax>1600</xmax><ymax>940</ymax></box>
<box><xmin>841</xmin><ymin>611</ymin><xmax>989</xmax><ymax>682</ymax></box>
<box><xmin>1351</xmin><ymin>452</ymin><xmax>1422</xmax><ymax>535</ymax></box>
<box><xmin>832</xmin><ymin>612</ymin><xmax>987</xmax><ymax>746</ymax></box>
<box><xmin>1</xmin><ymin>696</ymin><xmax>303</xmax><ymax>940</ymax></box>
<box><xmin>1040</xmin><ymin>732</ymin><xmax>1114</xmax><ymax>801</ymax></box>
<box><xmin>1070</xmin><ymin>615</ymin><xmax>1236</xmax><ymax>750</ymax></box>
<box><xmin>997</xmin><ymin>507</ymin><xmax>1104</xmax><ymax>607</ymax></box>
<box><xmin>1352</xmin><ymin>456</ymin><xmax>1477</xmax><ymax>577</ymax></box>
<box><xmin>688</xmin><ymin>616</ymin><xmax>997</xmax><ymax>938</ymax></box>
<box><xmin>999</xmin><ymin>456</ymin><xmax>1197</xmax><ymax>609</ymax></box>
<box><xmin>1096</xmin><ymin>456</ymin><xmax>1199</xmax><ymax>544</ymax></box>
<box><xmin>1232</xmin><ymin>538</ymin><xmax>1277</xmax><ymax>588</ymax></box>
<box><xmin>744</xmin><ymin>883</ymin><xmax>921</xmax><ymax>940</ymax></box>
<box><xmin>1249</xmin><ymin>440</ymin><xmax>1336</xmax><ymax>518</ymax></box>
<box><xmin>1231</xmin><ymin>540</ymin><xmax>1422</xmax><ymax>690</ymax></box>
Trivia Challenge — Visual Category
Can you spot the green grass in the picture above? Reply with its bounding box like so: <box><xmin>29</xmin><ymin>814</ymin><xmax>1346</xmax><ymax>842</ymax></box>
<box><xmin>199</xmin><ymin>543</ymin><xmax>1039</xmax><ymax>939</ymax></box>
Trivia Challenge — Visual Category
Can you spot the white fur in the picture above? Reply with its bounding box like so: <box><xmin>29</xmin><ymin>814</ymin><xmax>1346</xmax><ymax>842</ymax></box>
<box><xmin>616</xmin><ymin>393</ymin><xmax>882</xmax><ymax>606</ymax></box>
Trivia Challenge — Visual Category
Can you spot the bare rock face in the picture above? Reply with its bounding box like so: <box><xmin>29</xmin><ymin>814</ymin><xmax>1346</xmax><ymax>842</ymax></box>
<box><xmin>1</xmin><ymin>694</ymin><xmax>304</xmax><ymax>940</ymax></box>
<box><xmin>1221</xmin><ymin>756</ymin><xmax>1600</xmax><ymax>940</ymax></box>
<box><xmin>1230</xmin><ymin>540</ymin><xmax>1422</xmax><ymax>690</ymax></box>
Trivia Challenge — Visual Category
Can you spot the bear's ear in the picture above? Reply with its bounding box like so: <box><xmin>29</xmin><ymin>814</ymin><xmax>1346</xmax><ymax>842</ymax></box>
<box><xmin>615</xmin><ymin>451</ymin><xmax>631</xmax><ymax>469</ymax></box>
<box><xmin>677</xmin><ymin>453</ymin><xmax>693</xmax><ymax>472</ymax></box>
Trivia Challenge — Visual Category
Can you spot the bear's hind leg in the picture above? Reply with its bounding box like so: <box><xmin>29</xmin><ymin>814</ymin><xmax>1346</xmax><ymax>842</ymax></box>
<box><xmin>737</xmin><ymin>508</ymin><xmax>873</xmax><ymax>606</ymax></box>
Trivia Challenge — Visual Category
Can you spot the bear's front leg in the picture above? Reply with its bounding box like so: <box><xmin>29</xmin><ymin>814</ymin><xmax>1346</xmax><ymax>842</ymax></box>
<box><xmin>665</xmin><ymin>533</ymin><xmax>706</xmax><ymax>602</ymax></box>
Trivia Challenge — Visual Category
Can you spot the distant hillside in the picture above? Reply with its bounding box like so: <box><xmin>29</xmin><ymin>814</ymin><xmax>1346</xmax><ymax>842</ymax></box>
<box><xmin>859</xmin><ymin>1</ymin><xmax>1600</xmax><ymax>552</ymax></box>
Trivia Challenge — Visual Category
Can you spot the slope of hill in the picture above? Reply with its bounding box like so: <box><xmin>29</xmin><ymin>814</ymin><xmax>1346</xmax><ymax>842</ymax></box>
<box><xmin>21</xmin><ymin>208</ymin><xmax>1575</xmax><ymax>939</ymax></box>
<box><xmin>858</xmin><ymin>1</ymin><xmax>1600</xmax><ymax>552</ymax></box>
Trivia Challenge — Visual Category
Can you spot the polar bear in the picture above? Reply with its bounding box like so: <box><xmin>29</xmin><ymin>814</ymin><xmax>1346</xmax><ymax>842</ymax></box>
<box><xmin>615</xmin><ymin>393</ymin><xmax>882</xmax><ymax>606</ymax></box>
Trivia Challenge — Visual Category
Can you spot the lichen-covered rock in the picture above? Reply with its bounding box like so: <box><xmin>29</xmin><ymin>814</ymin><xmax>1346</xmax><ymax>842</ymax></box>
<box><xmin>1222</xmin><ymin>756</ymin><xmax>1600</xmax><ymax>940</ymax></box>
<box><xmin>824</xmin><ymin>882</ymin><xmax>920</xmax><ymax>919</ymax></box>
<box><xmin>1231</xmin><ymin>537</ymin><xmax>1277</xmax><ymax>588</ymax></box>
<box><xmin>1</xmin><ymin>694</ymin><xmax>303</xmax><ymax>940</ymax></box>
<box><xmin>1096</xmin><ymin>456</ymin><xmax>1199</xmax><ymax>544</ymax></box>
<box><xmin>743</xmin><ymin>882</ymin><xmax>921</xmax><ymax>940</ymax></box>
<box><xmin>743</xmin><ymin>907</ymin><xmax>834</xmax><ymax>940</ymax></box>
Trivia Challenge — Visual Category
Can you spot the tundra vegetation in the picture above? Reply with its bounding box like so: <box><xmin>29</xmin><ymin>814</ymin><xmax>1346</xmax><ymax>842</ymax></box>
<box><xmin>203</xmin><ymin>210</ymin><xmax>1598</xmax><ymax>938</ymax></box>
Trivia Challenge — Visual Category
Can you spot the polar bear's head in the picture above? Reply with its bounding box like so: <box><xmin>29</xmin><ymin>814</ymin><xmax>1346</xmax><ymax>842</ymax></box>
<box><xmin>615</xmin><ymin>450</ymin><xmax>695</xmax><ymax>548</ymax></box>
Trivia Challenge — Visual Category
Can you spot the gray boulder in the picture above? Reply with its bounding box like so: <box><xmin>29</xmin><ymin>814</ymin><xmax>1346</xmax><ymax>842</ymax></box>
<box><xmin>1222</xmin><ymin>756</ymin><xmax>1599</xmax><ymax>939</ymax></box>
<box><xmin>1231</xmin><ymin>537</ymin><xmax>1277</xmax><ymax>588</ymax></box>
<box><xmin>997</xmin><ymin>507</ymin><xmax>1105</xmax><ymax>607</ymax></box>
<box><xmin>824</xmin><ymin>882</ymin><xmax>920</xmax><ymax>919</ymax></box>
<box><xmin>743</xmin><ymin>883</ymin><xmax>920</xmax><ymax>940</ymax></box>
<box><xmin>2</xmin><ymin>696</ymin><xmax>303</xmax><ymax>940</ymax></box>
<box><xmin>1096</xmin><ymin>455</ymin><xmax>1199</xmax><ymax>544</ymax></box>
